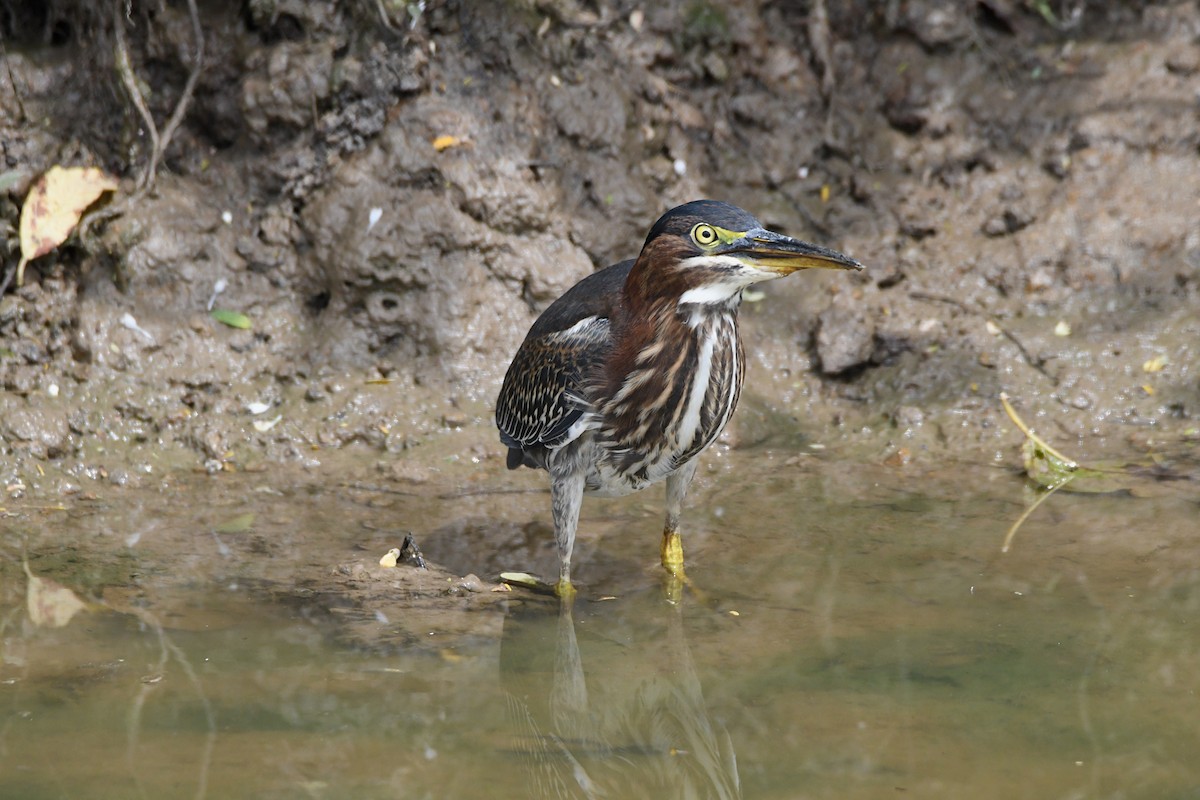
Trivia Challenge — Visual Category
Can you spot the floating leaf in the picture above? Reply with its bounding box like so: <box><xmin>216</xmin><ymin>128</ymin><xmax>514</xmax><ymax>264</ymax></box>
<box><xmin>498</xmin><ymin>571</ymin><xmax>557</xmax><ymax>594</ymax></box>
<box><xmin>17</xmin><ymin>166</ymin><xmax>118</xmax><ymax>286</ymax></box>
<box><xmin>24</xmin><ymin>562</ymin><xmax>87</xmax><ymax>628</ymax></box>
<box><xmin>215</xmin><ymin>512</ymin><xmax>256</xmax><ymax>534</ymax></box>
<box><xmin>997</xmin><ymin>394</ymin><xmax>1198</xmax><ymax>552</ymax></box>
<box><xmin>211</xmin><ymin>309</ymin><xmax>252</xmax><ymax>329</ymax></box>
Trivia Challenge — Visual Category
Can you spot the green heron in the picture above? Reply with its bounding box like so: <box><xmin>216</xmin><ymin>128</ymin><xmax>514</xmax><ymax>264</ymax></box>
<box><xmin>496</xmin><ymin>200</ymin><xmax>862</xmax><ymax>596</ymax></box>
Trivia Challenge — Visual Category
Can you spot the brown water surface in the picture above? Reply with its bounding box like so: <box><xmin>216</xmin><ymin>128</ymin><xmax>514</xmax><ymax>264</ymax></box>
<box><xmin>2</xmin><ymin>446</ymin><xmax>1198</xmax><ymax>799</ymax></box>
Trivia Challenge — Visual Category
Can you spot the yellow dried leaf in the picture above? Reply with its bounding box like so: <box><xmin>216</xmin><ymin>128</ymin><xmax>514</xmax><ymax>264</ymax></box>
<box><xmin>432</xmin><ymin>135</ymin><xmax>463</xmax><ymax>152</ymax></box>
<box><xmin>1142</xmin><ymin>354</ymin><xmax>1168</xmax><ymax>373</ymax></box>
<box><xmin>17</xmin><ymin>166</ymin><xmax>118</xmax><ymax>286</ymax></box>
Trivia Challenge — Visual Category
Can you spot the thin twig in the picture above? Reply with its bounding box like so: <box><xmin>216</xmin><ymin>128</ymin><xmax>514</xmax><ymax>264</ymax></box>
<box><xmin>153</xmin><ymin>0</ymin><xmax>205</xmax><ymax>187</ymax></box>
<box><xmin>82</xmin><ymin>0</ymin><xmax>205</xmax><ymax>240</ymax></box>
<box><xmin>115</xmin><ymin>0</ymin><xmax>205</xmax><ymax>191</ymax></box>
<box><xmin>127</xmin><ymin>607</ymin><xmax>216</xmax><ymax>800</ymax></box>
<box><xmin>374</xmin><ymin>0</ymin><xmax>397</xmax><ymax>30</ymax></box>
<box><xmin>0</xmin><ymin>262</ymin><xmax>15</xmax><ymax>299</ymax></box>
<box><xmin>999</xmin><ymin>392</ymin><xmax>1077</xmax><ymax>467</ymax></box>
<box><xmin>113</xmin><ymin>0</ymin><xmax>160</xmax><ymax>190</ymax></box>
<box><xmin>807</xmin><ymin>0</ymin><xmax>836</xmax><ymax>100</ymax></box>
<box><xmin>0</xmin><ymin>32</ymin><xmax>27</xmax><ymax>122</ymax></box>
<box><xmin>1000</xmin><ymin>480</ymin><xmax>1065</xmax><ymax>553</ymax></box>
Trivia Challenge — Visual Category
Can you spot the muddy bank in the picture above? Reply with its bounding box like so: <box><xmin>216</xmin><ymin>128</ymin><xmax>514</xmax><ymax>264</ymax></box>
<box><xmin>1</xmin><ymin>0</ymin><xmax>1197</xmax><ymax>492</ymax></box>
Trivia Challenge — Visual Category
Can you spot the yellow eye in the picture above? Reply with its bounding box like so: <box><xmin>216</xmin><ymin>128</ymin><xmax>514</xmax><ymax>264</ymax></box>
<box><xmin>691</xmin><ymin>223</ymin><xmax>718</xmax><ymax>247</ymax></box>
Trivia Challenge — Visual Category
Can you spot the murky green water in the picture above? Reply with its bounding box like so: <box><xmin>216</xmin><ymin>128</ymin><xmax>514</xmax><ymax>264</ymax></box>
<box><xmin>3</xmin><ymin>447</ymin><xmax>1198</xmax><ymax>799</ymax></box>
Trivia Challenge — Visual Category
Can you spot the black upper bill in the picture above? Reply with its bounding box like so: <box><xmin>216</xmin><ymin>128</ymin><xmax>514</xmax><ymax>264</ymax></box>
<box><xmin>724</xmin><ymin>228</ymin><xmax>864</xmax><ymax>273</ymax></box>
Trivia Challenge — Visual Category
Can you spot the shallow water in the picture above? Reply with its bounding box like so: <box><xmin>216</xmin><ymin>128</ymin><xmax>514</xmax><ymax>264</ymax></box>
<box><xmin>3</xmin><ymin>446</ymin><xmax>1198</xmax><ymax>799</ymax></box>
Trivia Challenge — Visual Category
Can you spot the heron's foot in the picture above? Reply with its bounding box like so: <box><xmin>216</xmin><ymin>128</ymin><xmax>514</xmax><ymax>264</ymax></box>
<box><xmin>661</xmin><ymin>529</ymin><xmax>686</xmax><ymax>577</ymax></box>
<box><xmin>554</xmin><ymin>578</ymin><xmax>577</xmax><ymax>601</ymax></box>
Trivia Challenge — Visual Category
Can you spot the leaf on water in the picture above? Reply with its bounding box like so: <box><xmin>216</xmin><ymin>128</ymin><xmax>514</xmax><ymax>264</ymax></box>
<box><xmin>1001</xmin><ymin>394</ymin><xmax>1077</xmax><ymax>477</ymax></box>
<box><xmin>997</xmin><ymin>393</ymin><xmax>1194</xmax><ymax>552</ymax></box>
<box><xmin>211</xmin><ymin>309</ymin><xmax>252</xmax><ymax>329</ymax></box>
<box><xmin>1019</xmin><ymin>438</ymin><xmax>1079</xmax><ymax>490</ymax></box>
<box><xmin>17</xmin><ymin>165</ymin><xmax>118</xmax><ymax>286</ymax></box>
<box><xmin>24</xmin><ymin>562</ymin><xmax>87</xmax><ymax>629</ymax></box>
<box><xmin>215</xmin><ymin>512</ymin><xmax>256</xmax><ymax>534</ymax></box>
<box><xmin>498</xmin><ymin>571</ymin><xmax>556</xmax><ymax>594</ymax></box>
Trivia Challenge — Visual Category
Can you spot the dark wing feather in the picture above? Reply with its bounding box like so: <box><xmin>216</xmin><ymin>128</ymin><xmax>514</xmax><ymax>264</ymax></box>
<box><xmin>496</xmin><ymin>260</ymin><xmax>632</xmax><ymax>469</ymax></box>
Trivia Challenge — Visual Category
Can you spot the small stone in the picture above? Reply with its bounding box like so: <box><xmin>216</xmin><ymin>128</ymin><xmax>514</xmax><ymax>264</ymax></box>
<box><xmin>1165</xmin><ymin>50</ymin><xmax>1200</xmax><ymax>76</ymax></box>
<box><xmin>816</xmin><ymin>307</ymin><xmax>876</xmax><ymax>375</ymax></box>
<box><xmin>895</xmin><ymin>406</ymin><xmax>925</xmax><ymax>427</ymax></box>
<box><xmin>702</xmin><ymin>52</ymin><xmax>729</xmax><ymax>83</ymax></box>
<box><xmin>982</xmin><ymin>215</ymin><xmax>1010</xmax><ymax>237</ymax></box>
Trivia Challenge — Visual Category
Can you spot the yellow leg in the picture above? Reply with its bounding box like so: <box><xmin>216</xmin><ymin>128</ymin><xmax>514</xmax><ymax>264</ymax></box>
<box><xmin>661</xmin><ymin>528</ymin><xmax>686</xmax><ymax>577</ymax></box>
<box><xmin>661</xmin><ymin>528</ymin><xmax>700</xmax><ymax>604</ymax></box>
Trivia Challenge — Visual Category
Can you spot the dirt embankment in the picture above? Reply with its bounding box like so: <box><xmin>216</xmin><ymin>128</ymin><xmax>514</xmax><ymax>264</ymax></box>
<box><xmin>1</xmin><ymin>0</ymin><xmax>1197</xmax><ymax>491</ymax></box>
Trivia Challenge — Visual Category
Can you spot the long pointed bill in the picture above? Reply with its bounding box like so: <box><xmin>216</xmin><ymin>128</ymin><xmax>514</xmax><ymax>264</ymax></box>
<box><xmin>726</xmin><ymin>228</ymin><xmax>864</xmax><ymax>275</ymax></box>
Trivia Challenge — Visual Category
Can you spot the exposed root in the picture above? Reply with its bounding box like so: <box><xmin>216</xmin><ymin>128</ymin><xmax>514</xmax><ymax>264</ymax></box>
<box><xmin>81</xmin><ymin>0</ymin><xmax>205</xmax><ymax>239</ymax></box>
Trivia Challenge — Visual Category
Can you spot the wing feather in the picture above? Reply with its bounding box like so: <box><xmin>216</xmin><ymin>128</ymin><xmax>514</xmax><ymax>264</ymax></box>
<box><xmin>495</xmin><ymin>260</ymin><xmax>632</xmax><ymax>468</ymax></box>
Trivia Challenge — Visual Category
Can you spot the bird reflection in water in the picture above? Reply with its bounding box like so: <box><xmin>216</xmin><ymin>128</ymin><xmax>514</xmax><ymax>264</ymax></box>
<box><xmin>499</xmin><ymin>593</ymin><xmax>740</xmax><ymax>799</ymax></box>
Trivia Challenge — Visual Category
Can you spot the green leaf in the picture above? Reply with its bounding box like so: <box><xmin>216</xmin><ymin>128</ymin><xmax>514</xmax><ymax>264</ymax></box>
<box><xmin>216</xmin><ymin>512</ymin><xmax>256</xmax><ymax>534</ymax></box>
<box><xmin>211</xmin><ymin>308</ymin><xmax>252</xmax><ymax>329</ymax></box>
<box><xmin>0</xmin><ymin>170</ymin><xmax>24</xmax><ymax>193</ymax></box>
